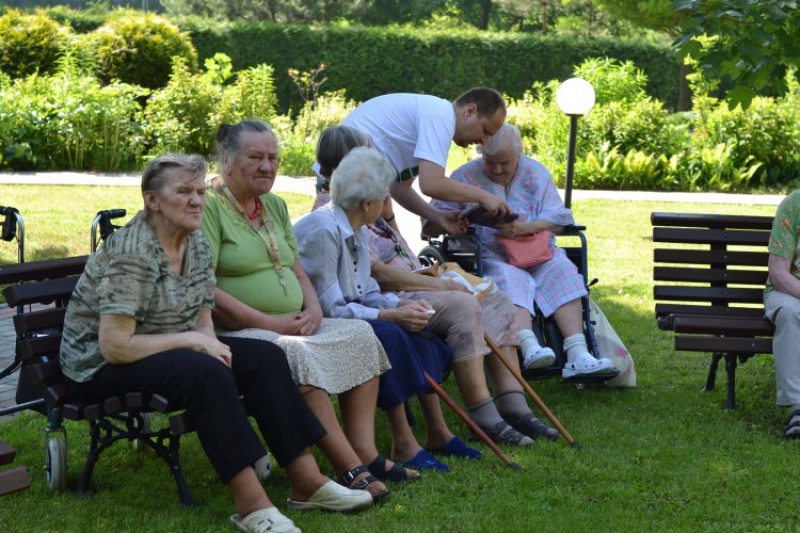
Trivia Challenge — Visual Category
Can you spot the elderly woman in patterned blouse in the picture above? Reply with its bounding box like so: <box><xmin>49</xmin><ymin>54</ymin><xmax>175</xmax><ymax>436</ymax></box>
<box><xmin>60</xmin><ymin>154</ymin><xmax>372</xmax><ymax>533</ymax></box>
<box><xmin>432</xmin><ymin>124</ymin><xmax>615</xmax><ymax>380</ymax></box>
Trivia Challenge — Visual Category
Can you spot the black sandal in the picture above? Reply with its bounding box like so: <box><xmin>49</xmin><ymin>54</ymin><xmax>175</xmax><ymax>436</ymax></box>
<box><xmin>339</xmin><ymin>464</ymin><xmax>391</xmax><ymax>502</ymax></box>
<box><xmin>366</xmin><ymin>455</ymin><xmax>421</xmax><ymax>482</ymax></box>
<box><xmin>510</xmin><ymin>413</ymin><xmax>559</xmax><ymax>441</ymax></box>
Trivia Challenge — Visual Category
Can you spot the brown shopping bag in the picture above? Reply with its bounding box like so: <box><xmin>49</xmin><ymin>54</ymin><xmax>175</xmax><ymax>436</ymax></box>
<box><xmin>589</xmin><ymin>298</ymin><xmax>636</xmax><ymax>388</ymax></box>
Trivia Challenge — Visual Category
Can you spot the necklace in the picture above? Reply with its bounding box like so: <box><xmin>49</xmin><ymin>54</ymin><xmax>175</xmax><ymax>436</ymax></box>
<box><xmin>368</xmin><ymin>217</ymin><xmax>407</xmax><ymax>258</ymax></box>
<box><xmin>211</xmin><ymin>175</ymin><xmax>288</xmax><ymax>296</ymax></box>
<box><xmin>246</xmin><ymin>199</ymin><xmax>261</xmax><ymax>220</ymax></box>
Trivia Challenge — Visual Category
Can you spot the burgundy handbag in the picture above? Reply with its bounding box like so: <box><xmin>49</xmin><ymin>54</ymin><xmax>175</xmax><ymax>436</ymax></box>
<box><xmin>497</xmin><ymin>231</ymin><xmax>553</xmax><ymax>268</ymax></box>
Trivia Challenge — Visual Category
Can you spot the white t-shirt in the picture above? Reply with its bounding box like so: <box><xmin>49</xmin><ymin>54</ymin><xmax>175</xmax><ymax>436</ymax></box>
<box><xmin>342</xmin><ymin>93</ymin><xmax>455</xmax><ymax>178</ymax></box>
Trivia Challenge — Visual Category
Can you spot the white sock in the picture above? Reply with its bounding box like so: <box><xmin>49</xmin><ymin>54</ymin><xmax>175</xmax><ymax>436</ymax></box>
<box><xmin>563</xmin><ymin>333</ymin><xmax>590</xmax><ymax>363</ymax></box>
<box><xmin>519</xmin><ymin>329</ymin><xmax>543</xmax><ymax>356</ymax></box>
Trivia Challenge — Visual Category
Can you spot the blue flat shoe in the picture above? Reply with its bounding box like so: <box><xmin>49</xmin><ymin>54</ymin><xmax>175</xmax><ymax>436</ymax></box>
<box><xmin>426</xmin><ymin>436</ymin><xmax>483</xmax><ymax>460</ymax></box>
<box><xmin>402</xmin><ymin>448</ymin><xmax>450</xmax><ymax>472</ymax></box>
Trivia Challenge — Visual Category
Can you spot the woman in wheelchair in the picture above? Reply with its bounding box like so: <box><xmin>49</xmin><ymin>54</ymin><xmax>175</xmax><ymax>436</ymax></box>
<box><xmin>432</xmin><ymin>124</ymin><xmax>615</xmax><ymax>380</ymax></box>
<box><xmin>310</xmin><ymin>125</ymin><xmax>558</xmax><ymax>445</ymax></box>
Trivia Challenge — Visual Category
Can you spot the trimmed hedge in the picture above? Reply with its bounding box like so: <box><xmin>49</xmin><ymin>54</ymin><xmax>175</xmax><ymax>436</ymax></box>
<box><xmin>179</xmin><ymin>20</ymin><xmax>682</xmax><ymax>114</ymax></box>
<box><xmin>31</xmin><ymin>10</ymin><xmax>683</xmax><ymax>114</ymax></box>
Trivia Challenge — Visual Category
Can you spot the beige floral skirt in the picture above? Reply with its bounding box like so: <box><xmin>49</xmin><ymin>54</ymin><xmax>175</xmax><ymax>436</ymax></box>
<box><xmin>224</xmin><ymin>318</ymin><xmax>390</xmax><ymax>395</ymax></box>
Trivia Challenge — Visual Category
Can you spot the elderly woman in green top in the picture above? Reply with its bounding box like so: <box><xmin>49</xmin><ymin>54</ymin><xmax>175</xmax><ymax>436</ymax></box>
<box><xmin>200</xmin><ymin>120</ymin><xmax>412</xmax><ymax>497</ymax></box>
<box><xmin>60</xmin><ymin>154</ymin><xmax>373</xmax><ymax>533</ymax></box>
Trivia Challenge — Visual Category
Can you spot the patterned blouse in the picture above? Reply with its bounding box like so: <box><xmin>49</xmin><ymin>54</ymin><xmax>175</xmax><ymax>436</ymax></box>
<box><xmin>61</xmin><ymin>212</ymin><xmax>216</xmax><ymax>383</ymax></box>
<box><xmin>766</xmin><ymin>190</ymin><xmax>800</xmax><ymax>299</ymax></box>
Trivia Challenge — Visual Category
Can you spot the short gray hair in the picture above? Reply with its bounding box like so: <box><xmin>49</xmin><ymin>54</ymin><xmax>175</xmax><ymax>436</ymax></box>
<box><xmin>330</xmin><ymin>147</ymin><xmax>395</xmax><ymax>211</ymax></box>
<box><xmin>215</xmin><ymin>119</ymin><xmax>276</xmax><ymax>168</ymax></box>
<box><xmin>478</xmin><ymin>123</ymin><xmax>524</xmax><ymax>158</ymax></box>
<box><xmin>142</xmin><ymin>153</ymin><xmax>207</xmax><ymax>197</ymax></box>
<box><xmin>316</xmin><ymin>125</ymin><xmax>373</xmax><ymax>179</ymax></box>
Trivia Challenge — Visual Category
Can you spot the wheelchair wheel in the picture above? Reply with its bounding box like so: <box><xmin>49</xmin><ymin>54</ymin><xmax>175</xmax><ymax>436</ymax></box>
<box><xmin>132</xmin><ymin>412</ymin><xmax>152</xmax><ymax>452</ymax></box>
<box><xmin>418</xmin><ymin>245</ymin><xmax>446</xmax><ymax>267</ymax></box>
<box><xmin>45</xmin><ymin>435</ymin><xmax>68</xmax><ymax>491</ymax></box>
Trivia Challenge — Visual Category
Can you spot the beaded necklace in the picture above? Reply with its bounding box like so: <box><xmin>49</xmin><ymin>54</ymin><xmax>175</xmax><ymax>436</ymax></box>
<box><xmin>212</xmin><ymin>175</ymin><xmax>288</xmax><ymax>295</ymax></box>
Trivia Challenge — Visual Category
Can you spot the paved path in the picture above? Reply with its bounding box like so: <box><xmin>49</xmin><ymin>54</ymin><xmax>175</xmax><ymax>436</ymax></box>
<box><xmin>0</xmin><ymin>172</ymin><xmax>786</xmax><ymax>419</ymax></box>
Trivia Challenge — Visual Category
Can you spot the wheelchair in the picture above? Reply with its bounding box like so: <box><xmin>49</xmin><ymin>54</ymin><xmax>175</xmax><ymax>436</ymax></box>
<box><xmin>417</xmin><ymin>224</ymin><xmax>618</xmax><ymax>385</ymax></box>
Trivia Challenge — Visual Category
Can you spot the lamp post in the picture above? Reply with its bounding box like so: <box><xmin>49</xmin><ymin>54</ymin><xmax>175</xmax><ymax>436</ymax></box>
<box><xmin>556</xmin><ymin>78</ymin><xmax>595</xmax><ymax>209</ymax></box>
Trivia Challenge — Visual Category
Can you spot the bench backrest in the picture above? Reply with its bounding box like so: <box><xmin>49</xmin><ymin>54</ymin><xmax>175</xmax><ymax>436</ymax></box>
<box><xmin>1</xmin><ymin>258</ymin><xmax>87</xmax><ymax>412</ymax></box>
<box><xmin>651</xmin><ymin>212</ymin><xmax>774</xmax><ymax>329</ymax></box>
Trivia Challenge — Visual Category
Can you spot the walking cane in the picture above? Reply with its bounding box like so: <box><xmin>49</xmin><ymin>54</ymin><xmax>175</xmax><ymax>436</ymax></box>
<box><xmin>483</xmin><ymin>333</ymin><xmax>580</xmax><ymax>449</ymax></box>
<box><xmin>422</xmin><ymin>370</ymin><xmax>521</xmax><ymax>470</ymax></box>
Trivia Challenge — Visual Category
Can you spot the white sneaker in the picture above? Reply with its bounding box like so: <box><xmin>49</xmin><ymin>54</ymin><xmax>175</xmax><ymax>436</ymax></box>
<box><xmin>562</xmin><ymin>353</ymin><xmax>616</xmax><ymax>378</ymax></box>
<box><xmin>522</xmin><ymin>345</ymin><xmax>556</xmax><ymax>370</ymax></box>
<box><xmin>231</xmin><ymin>507</ymin><xmax>301</xmax><ymax>533</ymax></box>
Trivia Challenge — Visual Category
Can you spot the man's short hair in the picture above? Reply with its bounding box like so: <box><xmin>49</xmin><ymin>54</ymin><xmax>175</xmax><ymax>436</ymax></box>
<box><xmin>454</xmin><ymin>87</ymin><xmax>506</xmax><ymax>118</ymax></box>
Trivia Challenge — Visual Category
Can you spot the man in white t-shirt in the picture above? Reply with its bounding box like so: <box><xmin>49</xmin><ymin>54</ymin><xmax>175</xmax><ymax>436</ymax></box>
<box><xmin>341</xmin><ymin>87</ymin><xmax>511</xmax><ymax>234</ymax></box>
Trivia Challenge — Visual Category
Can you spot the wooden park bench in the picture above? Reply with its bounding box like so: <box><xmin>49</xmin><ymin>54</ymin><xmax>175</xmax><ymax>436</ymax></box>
<box><xmin>0</xmin><ymin>439</ymin><xmax>30</xmax><ymax>496</ymax></box>
<box><xmin>651</xmin><ymin>212</ymin><xmax>775</xmax><ymax>409</ymax></box>
<box><xmin>0</xmin><ymin>256</ymin><xmax>199</xmax><ymax>505</ymax></box>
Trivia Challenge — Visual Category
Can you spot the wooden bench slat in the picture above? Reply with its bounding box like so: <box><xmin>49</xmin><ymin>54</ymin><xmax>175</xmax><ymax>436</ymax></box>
<box><xmin>654</xmin><ymin>286</ymin><xmax>765</xmax><ymax>304</ymax></box>
<box><xmin>17</xmin><ymin>335</ymin><xmax>62</xmax><ymax>362</ymax></box>
<box><xmin>653</xmin><ymin>266</ymin><xmax>768</xmax><ymax>285</ymax></box>
<box><xmin>42</xmin><ymin>382</ymin><xmax>77</xmax><ymax>409</ymax></box>
<box><xmin>0</xmin><ymin>256</ymin><xmax>87</xmax><ymax>285</ymax></box>
<box><xmin>651</xmin><ymin>212</ymin><xmax>774</xmax><ymax>230</ymax></box>
<box><xmin>0</xmin><ymin>441</ymin><xmax>17</xmax><ymax>466</ymax></box>
<box><xmin>653</xmin><ymin>248</ymin><xmax>769</xmax><ymax>267</ymax></box>
<box><xmin>673</xmin><ymin>317</ymin><xmax>774</xmax><ymax>336</ymax></box>
<box><xmin>0</xmin><ymin>466</ymin><xmax>31</xmax><ymax>496</ymax></box>
<box><xmin>653</xmin><ymin>227</ymin><xmax>771</xmax><ymax>246</ymax></box>
<box><xmin>676</xmin><ymin>335</ymin><xmax>773</xmax><ymax>354</ymax></box>
<box><xmin>655</xmin><ymin>304</ymin><xmax>765</xmax><ymax>320</ymax></box>
<box><xmin>13</xmin><ymin>308</ymin><xmax>66</xmax><ymax>336</ymax></box>
<box><xmin>3</xmin><ymin>276</ymin><xmax>78</xmax><ymax>308</ymax></box>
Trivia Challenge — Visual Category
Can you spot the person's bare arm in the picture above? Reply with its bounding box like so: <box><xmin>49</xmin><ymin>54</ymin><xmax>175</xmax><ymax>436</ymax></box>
<box><xmin>290</xmin><ymin>259</ymin><xmax>323</xmax><ymax>335</ymax></box>
<box><xmin>769</xmin><ymin>254</ymin><xmax>800</xmax><ymax>299</ymax></box>
<box><xmin>98</xmin><ymin>308</ymin><xmax>231</xmax><ymax>366</ymax></box>
<box><xmin>371</xmin><ymin>260</ymin><xmax>470</xmax><ymax>293</ymax></box>
<box><xmin>416</xmin><ymin>160</ymin><xmax>510</xmax><ymax>216</ymax></box>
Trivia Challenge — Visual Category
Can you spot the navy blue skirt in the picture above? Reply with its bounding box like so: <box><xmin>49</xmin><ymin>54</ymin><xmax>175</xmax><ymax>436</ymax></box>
<box><xmin>366</xmin><ymin>320</ymin><xmax>452</xmax><ymax>410</ymax></box>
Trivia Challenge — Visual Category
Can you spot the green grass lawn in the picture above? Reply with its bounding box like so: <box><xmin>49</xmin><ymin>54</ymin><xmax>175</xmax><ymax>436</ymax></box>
<box><xmin>0</xmin><ymin>185</ymin><xmax>796</xmax><ymax>532</ymax></box>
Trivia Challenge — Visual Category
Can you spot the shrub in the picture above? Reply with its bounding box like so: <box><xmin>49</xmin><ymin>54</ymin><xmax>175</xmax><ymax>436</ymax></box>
<box><xmin>0</xmin><ymin>9</ymin><xmax>72</xmax><ymax>78</ymax></box>
<box><xmin>142</xmin><ymin>54</ymin><xmax>279</xmax><ymax>161</ymax></box>
<box><xmin>273</xmin><ymin>90</ymin><xmax>357</xmax><ymax>176</ymax></box>
<box><xmin>84</xmin><ymin>11</ymin><xmax>197</xmax><ymax>90</ymax></box>
<box><xmin>140</xmin><ymin>57</ymin><xmax>223</xmax><ymax>158</ymax></box>
<box><xmin>0</xmin><ymin>52</ymin><xmax>147</xmax><ymax>171</ymax></box>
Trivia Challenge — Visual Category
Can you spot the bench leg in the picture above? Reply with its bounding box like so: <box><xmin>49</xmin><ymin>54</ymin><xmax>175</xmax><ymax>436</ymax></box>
<box><xmin>150</xmin><ymin>428</ymin><xmax>196</xmax><ymax>506</ymax></box>
<box><xmin>724</xmin><ymin>353</ymin><xmax>738</xmax><ymax>410</ymax></box>
<box><xmin>703</xmin><ymin>352</ymin><xmax>723</xmax><ymax>392</ymax></box>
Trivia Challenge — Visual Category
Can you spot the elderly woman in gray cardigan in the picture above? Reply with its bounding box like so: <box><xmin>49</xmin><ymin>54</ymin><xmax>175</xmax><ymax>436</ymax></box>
<box><xmin>294</xmin><ymin>147</ymin><xmax>482</xmax><ymax>480</ymax></box>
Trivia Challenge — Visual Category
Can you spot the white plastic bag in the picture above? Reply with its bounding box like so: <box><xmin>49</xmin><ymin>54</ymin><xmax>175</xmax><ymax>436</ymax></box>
<box><xmin>589</xmin><ymin>298</ymin><xmax>636</xmax><ymax>388</ymax></box>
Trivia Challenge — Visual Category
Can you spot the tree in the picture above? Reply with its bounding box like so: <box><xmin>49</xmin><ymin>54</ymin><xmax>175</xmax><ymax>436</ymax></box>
<box><xmin>673</xmin><ymin>0</ymin><xmax>800</xmax><ymax>109</ymax></box>
<box><xmin>592</xmin><ymin>0</ymin><xmax>685</xmax><ymax>34</ymax></box>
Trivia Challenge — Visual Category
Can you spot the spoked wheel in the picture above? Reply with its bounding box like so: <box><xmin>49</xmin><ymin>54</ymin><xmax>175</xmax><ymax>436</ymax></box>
<box><xmin>418</xmin><ymin>245</ymin><xmax>446</xmax><ymax>267</ymax></box>
<box><xmin>132</xmin><ymin>412</ymin><xmax>152</xmax><ymax>452</ymax></box>
<box><xmin>45</xmin><ymin>435</ymin><xmax>67</xmax><ymax>492</ymax></box>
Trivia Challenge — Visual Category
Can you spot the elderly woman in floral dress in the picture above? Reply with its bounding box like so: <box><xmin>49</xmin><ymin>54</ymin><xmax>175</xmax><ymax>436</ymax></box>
<box><xmin>432</xmin><ymin>124</ymin><xmax>615</xmax><ymax>379</ymax></box>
